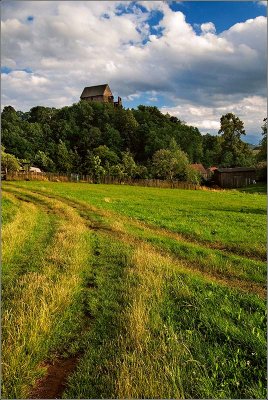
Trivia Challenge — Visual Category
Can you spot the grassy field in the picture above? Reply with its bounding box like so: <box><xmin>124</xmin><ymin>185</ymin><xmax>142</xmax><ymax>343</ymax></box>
<box><xmin>2</xmin><ymin>181</ymin><xmax>267</xmax><ymax>399</ymax></box>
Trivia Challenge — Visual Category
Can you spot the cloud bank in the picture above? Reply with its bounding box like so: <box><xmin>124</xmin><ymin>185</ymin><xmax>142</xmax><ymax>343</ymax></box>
<box><xmin>1</xmin><ymin>1</ymin><xmax>267</xmax><ymax>141</ymax></box>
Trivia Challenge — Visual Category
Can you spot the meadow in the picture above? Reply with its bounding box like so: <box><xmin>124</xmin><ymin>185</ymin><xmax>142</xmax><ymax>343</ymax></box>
<box><xmin>2</xmin><ymin>181</ymin><xmax>267</xmax><ymax>399</ymax></box>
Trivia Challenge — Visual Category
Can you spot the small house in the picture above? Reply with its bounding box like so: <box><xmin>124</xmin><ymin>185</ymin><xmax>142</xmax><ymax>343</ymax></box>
<box><xmin>80</xmin><ymin>84</ymin><xmax>122</xmax><ymax>107</ymax></box>
<box><xmin>214</xmin><ymin>167</ymin><xmax>256</xmax><ymax>188</ymax></box>
<box><xmin>29</xmin><ymin>167</ymin><xmax>42</xmax><ymax>173</ymax></box>
<box><xmin>207</xmin><ymin>166</ymin><xmax>218</xmax><ymax>178</ymax></box>
<box><xmin>189</xmin><ymin>163</ymin><xmax>208</xmax><ymax>179</ymax></box>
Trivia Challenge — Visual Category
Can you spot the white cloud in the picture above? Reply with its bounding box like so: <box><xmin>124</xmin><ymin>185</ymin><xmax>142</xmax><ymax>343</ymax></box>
<box><xmin>125</xmin><ymin>93</ymin><xmax>141</xmax><ymax>101</ymax></box>
<box><xmin>257</xmin><ymin>1</ymin><xmax>267</xmax><ymax>7</ymax></box>
<box><xmin>1</xmin><ymin>1</ymin><xmax>266</xmax><ymax>140</ymax></box>
<box><xmin>201</xmin><ymin>22</ymin><xmax>216</xmax><ymax>34</ymax></box>
<box><xmin>161</xmin><ymin>96</ymin><xmax>267</xmax><ymax>138</ymax></box>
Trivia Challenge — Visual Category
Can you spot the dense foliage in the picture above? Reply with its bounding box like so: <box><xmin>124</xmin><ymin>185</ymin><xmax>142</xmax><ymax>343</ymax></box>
<box><xmin>218</xmin><ymin>113</ymin><xmax>255</xmax><ymax>167</ymax></box>
<box><xmin>257</xmin><ymin>118</ymin><xmax>267</xmax><ymax>162</ymax></box>
<box><xmin>1</xmin><ymin>146</ymin><xmax>21</xmax><ymax>173</ymax></box>
<box><xmin>1</xmin><ymin>102</ymin><xmax>258</xmax><ymax>180</ymax></box>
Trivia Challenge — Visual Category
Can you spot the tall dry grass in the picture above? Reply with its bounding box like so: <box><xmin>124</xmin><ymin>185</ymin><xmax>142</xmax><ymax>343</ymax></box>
<box><xmin>2</xmin><ymin>200</ymin><xmax>38</xmax><ymax>268</ymax></box>
<box><xmin>116</xmin><ymin>244</ymin><xmax>187</xmax><ymax>399</ymax></box>
<box><xmin>2</xmin><ymin>194</ymin><xmax>90</xmax><ymax>398</ymax></box>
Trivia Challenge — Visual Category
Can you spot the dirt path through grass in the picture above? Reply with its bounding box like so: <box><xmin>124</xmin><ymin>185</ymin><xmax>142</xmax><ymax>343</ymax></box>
<box><xmin>29</xmin><ymin>356</ymin><xmax>81</xmax><ymax>399</ymax></box>
<box><xmin>2</xmin><ymin>189</ymin><xmax>93</xmax><ymax>398</ymax></box>
<box><xmin>2</xmin><ymin>184</ymin><xmax>267</xmax><ymax>399</ymax></box>
<box><xmin>5</xmin><ymin>185</ymin><xmax>265</xmax><ymax>298</ymax></box>
<box><xmin>12</xmin><ymin>185</ymin><xmax>266</xmax><ymax>262</ymax></box>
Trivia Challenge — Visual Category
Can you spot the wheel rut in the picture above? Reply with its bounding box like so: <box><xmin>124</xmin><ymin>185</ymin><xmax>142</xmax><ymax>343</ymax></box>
<box><xmin>2</xmin><ymin>184</ymin><xmax>267</xmax><ymax>399</ymax></box>
<box><xmin>17</xmin><ymin>186</ymin><xmax>266</xmax><ymax>262</ymax></box>
<box><xmin>3</xmin><ymin>186</ymin><xmax>96</xmax><ymax>399</ymax></box>
<box><xmin>26</xmin><ymin>190</ymin><xmax>267</xmax><ymax>295</ymax></box>
<box><xmin>4</xmin><ymin>186</ymin><xmax>266</xmax><ymax>299</ymax></box>
<box><xmin>28</xmin><ymin>356</ymin><xmax>81</xmax><ymax>399</ymax></box>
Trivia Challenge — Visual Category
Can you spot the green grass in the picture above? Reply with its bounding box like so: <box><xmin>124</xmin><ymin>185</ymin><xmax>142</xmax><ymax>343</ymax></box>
<box><xmin>122</xmin><ymin>222</ymin><xmax>266</xmax><ymax>285</ymax></box>
<box><xmin>4</xmin><ymin>181</ymin><xmax>266</xmax><ymax>259</ymax></box>
<box><xmin>1</xmin><ymin>193</ymin><xmax>20</xmax><ymax>226</ymax></box>
<box><xmin>2</xmin><ymin>181</ymin><xmax>267</xmax><ymax>399</ymax></box>
<box><xmin>2</xmin><ymin>197</ymin><xmax>58</xmax><ymax>289</ymax></box>
<box><xmin>65</xmin><ymin>242</ymin><xmax>266</xmax><ymax>399</ymax></box>
<box><xmin>236</xmin><ymin>183</ymin><xmax>267</xmax><ymax>194</ymax></box>
<box><xmin>2</xmin><ymin>190</ymin><xmax>94</xmax><ymax>398</ymax></box>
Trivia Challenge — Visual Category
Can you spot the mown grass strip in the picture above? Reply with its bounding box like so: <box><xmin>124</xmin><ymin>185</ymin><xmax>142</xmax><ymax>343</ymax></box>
<box><xmin>118</xmin><ymin>245</ymin><xmax>266</xmax><ymax>399</ymax></box>
<box><xmin>161</xmin><ymin>271</ymin><xmax>266</xmax><ymax>399</ymax></box>
<box><xmin>64</xmin><ymin>241</ymin><xmax>266</xmax><ymax>399</ymax></box>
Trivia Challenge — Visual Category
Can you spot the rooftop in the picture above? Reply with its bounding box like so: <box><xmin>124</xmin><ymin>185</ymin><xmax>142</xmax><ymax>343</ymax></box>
<box><xmin>80</xmin><ymin>84</ymin><xmax>111</xmax><ymax>98</ymax></box>
<box><xmin>216</xmin><ymin>167</ymin><xmax>256</xmax><ymax>173</ymax></box>
<box><xmin>190</xmin><ymin>163</ymin><xmax>207</xmax><ymax>174</ymax></box>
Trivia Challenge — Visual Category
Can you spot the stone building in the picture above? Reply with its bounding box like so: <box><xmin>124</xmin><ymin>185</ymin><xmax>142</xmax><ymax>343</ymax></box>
<box><xmin>80</xmin><ymin>84</ymin><xmax>122</xmax><ymax>107</ymax></box>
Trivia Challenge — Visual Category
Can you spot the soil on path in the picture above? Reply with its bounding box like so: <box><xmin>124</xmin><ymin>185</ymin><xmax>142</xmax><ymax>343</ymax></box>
<box><xmin>29</xmin><ymin>356</ymin><xmax>80</xmax><ymax>399</ymax></box>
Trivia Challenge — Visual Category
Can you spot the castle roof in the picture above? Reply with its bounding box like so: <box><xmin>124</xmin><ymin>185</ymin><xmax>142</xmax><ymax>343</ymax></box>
<box><xmin>80</xmin><ymin>84</ymin><xmax>111</xmax><ymax>98</ymax></box>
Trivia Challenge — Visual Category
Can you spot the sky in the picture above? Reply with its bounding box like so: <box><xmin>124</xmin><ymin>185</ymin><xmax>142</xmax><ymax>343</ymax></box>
<box><xmin>1</xmin><ymin>1</ymin><xmax>267</xmax><ymax>144</ymax></box>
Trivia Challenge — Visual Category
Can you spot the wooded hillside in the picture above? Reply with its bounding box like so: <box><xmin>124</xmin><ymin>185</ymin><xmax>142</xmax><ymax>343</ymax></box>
<box><xmin>2</xmin><ymin>102</ymin><xmax>260</xmax><ymax>181</ymax></box>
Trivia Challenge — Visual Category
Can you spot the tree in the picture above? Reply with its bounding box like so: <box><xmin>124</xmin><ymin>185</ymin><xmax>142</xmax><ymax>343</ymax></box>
<box><xmin>201</xmin><ymin>133</ymin><xmax>222</xmax><ymax>167</ymax></box>
<box><xmin>109</xmin><ymin>164</ymin><xmax>126</xmax><ymax>182</ymax></box>
<box><xmin>257</xmin><ymin>118</ymin><xmax>267</xmax><ymax>162</ymax></box>
<box><xmin>1</xmin><ymin>146</ymin><xmax>20</xmax><ymax>173</ymax></box>
<box><xmin>121</xmin><ymin>151</ymin><xmax>137</xmax><ymax>178</ymax></box>
<box><xmin>152</xmin><ymin>143</ymin><xmax>189</xmax><ymax>181</ymax></box>
<box><xmin>21</xmin><ymin>121</ymin><xmax>45</xmax><ymax>151</ymax></box>
<box><xmin>102</xmin><ymin>124</ymin><xmax>122</xmax><ymax>152</ymax></box>
<box><xmin>185</xmin><ymin>165</ymin><xmax>202</xmax><ymax>185</ymax></box>
<box><xmin>56</xmin><ymin>140</ymin><xmax>73</xmax><ymax>172</ymax></box>
<box><xmin>218</xmin><ymin>113</ymin><xmax>253</xmax><ymax>167</ymax></box>
<box><xmin>73</xmin><ymin>101</ymin><xmax>94</xmax><ymax>128</ymax></box>
<box><xmin>114</xmin><ymin>108</ymin><xmax>139</xmax><ymax>150</ymax></box>
<box><xmin>85</xmin><ymin>154</ymin><xmax>106</xmax><ymax>183</ymax></box>
<box><xmin>219</xmin><ymin>113</ymin><xmax>245</xmax><ymax>140</ymax></box>
<box><xmin>135</xmin><ymin>164</ymin><xmax>148</xmax><ymax>179</ymax></box>
<box><xmin>92</xmin><ymin>145</ymin><xmax>119</xmax><ymax>177</ymax></box>
<box><xmin>176</xmin><ymin>126</ymin><xmax>203</xmax><ymax>163</ymax></box>
<box><xmin>1</xmin><ymin>106</ymin><xmax>33</xmax><ymax>159</ymax></box>
<box><xmin>28</xmin><ymin>106</ymin><xmax>55</xmax><ymax>124</ymax></box>
<box><xmin>93</xmin><ymin>145</ymin><xmax>119</xmax><ymax>166</ymax></box>
<box><xmin>34</xmin><ymin>151</ymin><xmax>55</xmax><ymax>172</ymax></box>
<box><xmin>1</xmin><ymin>106</ymin><xmax>21</xmax><ymax>125</ymax></box>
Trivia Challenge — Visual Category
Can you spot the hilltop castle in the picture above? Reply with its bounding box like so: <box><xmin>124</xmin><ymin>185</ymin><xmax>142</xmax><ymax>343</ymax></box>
<box><xmin>80</xmin><ymin>84</ymin><xmax>122</xmax><ymax>107</ymax></box>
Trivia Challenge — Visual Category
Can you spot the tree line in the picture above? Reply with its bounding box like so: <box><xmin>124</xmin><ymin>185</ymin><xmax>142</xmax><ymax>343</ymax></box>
<box><xmin>1</xmin><ymin>101</ymin><xmax>266</xmax><ymax>183</ymax></box>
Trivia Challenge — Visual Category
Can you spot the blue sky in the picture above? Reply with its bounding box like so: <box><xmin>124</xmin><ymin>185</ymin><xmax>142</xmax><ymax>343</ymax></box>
<box><xmin>172</xmin><ymin>1</ymin><xmax>267</xmax><ymax>32</ymax></box>
<box><xmin>1</xmin><ymin>1</ymin><xmax>267</xmax><ymax>143</ymax></box>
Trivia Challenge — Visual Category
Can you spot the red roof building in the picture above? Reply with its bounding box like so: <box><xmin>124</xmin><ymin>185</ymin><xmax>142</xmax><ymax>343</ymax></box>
<box><xmin>189</xmin><ymin>163</ymin><xmax>208</xmax><ymax>178</ymax></box>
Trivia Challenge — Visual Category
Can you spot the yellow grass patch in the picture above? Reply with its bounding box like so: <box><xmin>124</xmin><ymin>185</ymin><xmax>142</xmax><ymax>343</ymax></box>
<box><xmin>2</xmin><ymin>194</ymin><xmax>91</xmax><ymax>398</ymax></box>
<box><xmin>116</xmin><ymin>244</ymin><xmax>186</xmax><ymax>399</ymax></box>
<box><xmin>2</xmin><ymin>200</ymin><xmax>38</xmax><ymax>266</ymax></box>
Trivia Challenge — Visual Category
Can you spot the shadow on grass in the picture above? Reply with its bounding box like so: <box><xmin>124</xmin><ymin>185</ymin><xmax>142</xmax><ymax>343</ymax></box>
<box><xmin>236</xmin><ymin>183</ymin><xmax>267</xmax><ymax>194</ymax></box>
